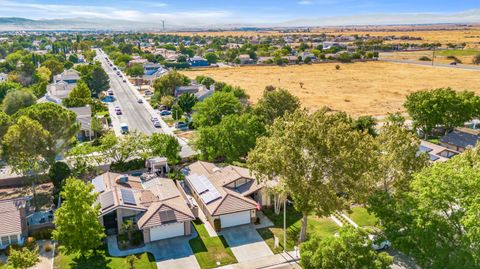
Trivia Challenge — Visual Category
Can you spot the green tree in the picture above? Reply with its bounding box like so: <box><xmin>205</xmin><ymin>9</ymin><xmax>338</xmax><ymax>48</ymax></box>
<box><xmin>195</xmin><ymin>75</ymin><xmax>215</xmax><ymax>88</ymax></box>
<box><xmin>41</xmin><ymin>59</ymin><xmax>64</xmax><ymax>77</ymax></box>
<box><xmin>204</xmin><ymin>52</ymin><xmax>218</xmax><ymax>64</ymax></box>
<box><xmin>125</xmin><ymin>255</ymin><xmax>138</xmax><ymax>269</ymax></box>
<box><xmin>171</xmin><ymin>104</ymin><xmax>183</xmax><ymax>120</ymax></box>
<box><xmin>196</xmin><ymin>113</ymin><xmax>265</xmax><ymax>162</ymax></box>
<box><xmin>473</xmin><ymin>53</ymin><xmax>480</xmax><ymax>65</ymax></box>
<box><xmin>353</xmin><ymin>115</ymin><xmax>377</xmax><ymax>136</ymax></box>
<box><xmin>370</xmin><ymin>146</ymin><xmax>480</xmax><ymax>269</ymax></box>
<box><xmin>2</xmin><ymin>116</ymin><xmax>53</xmax><ymax>209</ymax></box>
<box><xmin>248</xmin><ymin>110</ymin><xmax>376</xmax><ymax>242</ymax></box>
<box><xmin>160</xmin><ymin>95</ymin><xmax>174</xmax><ymax>108</ymax></box>
<box><xmin>122</xmin><ymin>220</ymin><xmax>136</xmax><ymax>243</ymax></box>
<box><xmin>148</xmin><ymin>133</ymin><xmax>181</xmax><ymax>166</ymax></box>
<box><xmin>192</xmin><ymin>92</ymin><xmax>243</xmax><ymax>128</ymax></box>
<box><xmin>35</xmin><ymin>66</ymin><xmax>52</xmax><ymax>82</ymax></box>
<box><xmin>100</xmin><ymin>131</ymin><xmax>148</xmax><ymax>164</ymax></box>
<box><xmin>152</xmin><ymin>70</ymin><xmax>189</xmax><ymax>98</ymax></box>
<box><xmin>2</xmin><ymin>89</ymin><xmax>36</xmax><ymax>115</ymax></box>
<box><xmin>18</xmin><ymin>102</ymin><xmax>79</xmax><ymax>156</ymax></box>
<box><xmin>177</xmin><ymin>92</ymin><xmax>198</xmax><ymax>114</ymax></box>
<box><xmin>126</xmin><ymin>63</ymin><xmax>144</xmax><ymax>87</ymax></box>
<box><xmin>254</xmin><ymin>88</ymin><xmax>300</xmax><ymax>125</ymax></box>
<box><xmin>7</xmin><ymin>246</ymin><xmax>40</xmax><ymax>269</ymax></box>
<box><xmin>53</xmin><ymin>177</ymin><xmax>105</xmax><ymax>256</ymax></box>
<box><xmin>48</xmin><ymin>161</ymin><xmax>71</xmax><ymax>192</ymax></box>
<box><xmin>0</xmin><ymin>81</ymin><xmax>22</xmax><ymax>103</ymax></box>
<box><xmin>0</xmin><ymin>111</ymin><xmax>12</xmax><ymax>141</ymax></box>
<box><xmin>88</xmin><ymin>64</ymin><xmax>110</xmax><ymax>96</ymax></box>
<box><xmin>62</xmin><ymin>80</ymin><xmax>91</xmax><ymax>108</ymax></box>
<box><xmin>301</xmin><ymin>226</ymin><xmax>393</xmax><ymax>269</ymax></box>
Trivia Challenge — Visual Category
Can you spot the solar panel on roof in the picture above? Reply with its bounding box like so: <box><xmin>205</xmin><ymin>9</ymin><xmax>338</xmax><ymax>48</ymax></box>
<box><xmin>188</xmin><ymin>174</ymin><xmax>209</xmax><ymax>194</ymax></box>
<box><xmin>159</xmin><ymin>209</ymin><xmax>176</xmax><ymax>223</ymax></box>
<box><xmin>92</xmin><ymin>176</ymin><xmax>105</xmax><ymax>193</ymax></box>
<box><xmin>121</xmin><ymin>189</ymin><xmax>136</xmax><ymax>205</ymax></box>
<box><xmin>100</xmin><ymin>191</ymin><xmax>114</xmax><ymax>210</ymax></box>
<box><xmin>201</xmin><ymin>189</ymin><xmax>222</xmax><ymax>204</ymax></box>
<box><xmin>419</xmin><ymin>145</ymin><xmax>433</xmax><ymax>153</ymax></box>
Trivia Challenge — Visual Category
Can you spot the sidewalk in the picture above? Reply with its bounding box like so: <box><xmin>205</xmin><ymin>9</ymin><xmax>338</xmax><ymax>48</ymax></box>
<box><xmin>217</xmin><ymin>250</ymin><xmax>300</xmax><ymax>269</ymax></box>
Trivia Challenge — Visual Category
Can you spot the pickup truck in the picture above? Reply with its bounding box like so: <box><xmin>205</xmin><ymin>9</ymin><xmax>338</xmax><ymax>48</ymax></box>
<box><xmin>120</xmin><ymin>123</ymin><xmax>129</xmax><ymax>134</ymax></box>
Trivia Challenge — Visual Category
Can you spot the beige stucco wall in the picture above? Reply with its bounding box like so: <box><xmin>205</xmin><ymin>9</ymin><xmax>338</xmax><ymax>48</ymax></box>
<box><xmin>116</xmin><ymin>208</ymin><xmax>142</xmax><ymax>233</ymax></box>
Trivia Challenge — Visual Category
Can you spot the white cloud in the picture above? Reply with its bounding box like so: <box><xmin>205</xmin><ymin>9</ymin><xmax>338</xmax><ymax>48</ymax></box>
<box><xmin>298</xmin><ymin>0</ymin><xmax>313</xmax><ymax>5</ymax></box>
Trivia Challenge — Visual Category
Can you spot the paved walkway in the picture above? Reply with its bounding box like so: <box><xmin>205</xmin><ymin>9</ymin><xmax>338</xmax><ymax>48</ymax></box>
<box><xmin>29</xmin><ymin>240</ymin><xmax>55</xmax><ymax>269</ymax></box>
<box><xmin>197</xmin><ymin>209</ymin><xmax>218</xmax><ymax>237</ymax></box>
<box><xmin>254</xmin><ymin>211</ymin><xmax>274</xmax><ymax>229</ymax></box>
<box><xmin>218</xmin><ymin>250</ymin><xmax>300</xmax><ymax>269</ymax></box>
<box><xmin>220</xmin><ymin>225</ymin><xmax>273</xmax><ymax>262</ymax></box>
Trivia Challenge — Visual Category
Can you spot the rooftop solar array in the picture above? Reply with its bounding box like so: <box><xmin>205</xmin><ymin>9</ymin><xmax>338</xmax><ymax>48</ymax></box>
<box><xmin>121</xmin><ymin>189</ymin><xmax>136</xmax><ymax>205</ymax></box>
<box><xmin>99</xmin><ymin>191</ymin><xmax>114</xmax><ymax>210</ymax></box>
<box><xmin>419</xmin><ymin>145</ymin><xmax>433</xmax><ymax>153</ymax></box>
<box><xmin>92</xmin><ymin>176</ymin><xmax>105</xmax><ymax>193</ymax></box>
<box><xmin>187</xmin><ymin>174</ymin><xmax>222</xmax><ymax>204</ymax></box>
<box><xmin>159</xmin><ymin>209</ymin><xmax>176</xmax><ymax>223</ymax></box>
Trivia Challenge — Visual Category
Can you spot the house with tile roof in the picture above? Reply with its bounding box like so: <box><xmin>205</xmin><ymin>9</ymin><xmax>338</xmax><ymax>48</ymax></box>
<box><xmin>182</xmin><ymin>161</ymin><xmax>272</xmax><ymax>230</ymax></box>
<box><xmin>92</xmin><ymin>172</ymin><xmax>195</xmax><ymax>243</ymax></box>
<box><xmin>0</xmin><ymin>198</ymin><xmax>28</xmax><ymax>249</ymax></box>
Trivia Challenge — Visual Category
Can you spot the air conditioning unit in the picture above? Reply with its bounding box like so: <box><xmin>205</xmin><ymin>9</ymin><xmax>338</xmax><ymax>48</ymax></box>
<box><xmin>117</xmin><ymin>175</ymin><xmax>129</xmax><ymax>184</ymax></box>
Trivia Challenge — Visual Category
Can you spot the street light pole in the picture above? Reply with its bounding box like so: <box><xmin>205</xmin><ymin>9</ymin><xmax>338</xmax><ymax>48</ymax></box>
<box><xmin>283</xmin><ymin>199</ymin><xmax>286</xmax><ymax>253</ymax></box>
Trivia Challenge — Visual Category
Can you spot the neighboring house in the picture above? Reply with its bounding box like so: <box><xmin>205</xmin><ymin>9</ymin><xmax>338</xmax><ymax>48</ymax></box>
<box><xmin>0</xmin><ymin>198</ymin><xmax>28</xmax><ymax>249</ymax></box>
<box><xmin>0</xmin><ymin>72</ymin><xmax>7</xmax><ymax>82</ymax></box>
<box><xmin>92</xmin><ymin>172</ymin><xmax>195</xmax><ymax>242</ymax></box>
<box><xmin>137</xmin><ymin>63</ymin><xmax>167</xmax><ymax>85</ymax></box>
<box><xmin>440</xmin><ymin>128</ymin><xmax>480</xmax><ymax>152</ymax></box>
<box><xmin>174</xmin><ymin>84</ymin><xmax>214</xmax><ymax>101</ymax></box>
<box><xmin>46</xmin><ymin>81</ymin><xmax>76</xmax><ymax>103</ymax></box>
<box><xmin>238</xmin><ymin>54</ymin><xmax>254</xmax><ymax>64</ymax></box>
<box><xmin>299</xmin><ymin>51</ymin><xmax>317</xmax><ymax>61</ymax></box>
<box><xmin>188</xmin><ymin>56</ymin><xmax>209</xmax><ymax>67</ymax></box>
<box><xmin>54</xmin><ymin>69</ymin><xmax>80</xmax><ymax>84</ymax></box>
<box><xmin>68</xmin><ymin>106</ymin><xmax>93</xmax><ymax>141</ymax></box>
<box><xmin>418</xmin><ymin>141</ymin><xmax>452</xmax><ymax>162</ymax></box>
<box><xmin>182</xmin><ymin>161</ymin><xmax>271</xmax><ymax>230</ymax></box>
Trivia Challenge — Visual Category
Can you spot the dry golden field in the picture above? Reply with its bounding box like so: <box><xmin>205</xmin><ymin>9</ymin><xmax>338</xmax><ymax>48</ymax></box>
<box><xmin>380</xmin><ymin>50</ymin><xmax>480</xmax><ymax>65</ymax></box>
<box><xmin>182</xmin><ymin>61</ymin><xmax>480</xmax><ymax>116</ymax></box>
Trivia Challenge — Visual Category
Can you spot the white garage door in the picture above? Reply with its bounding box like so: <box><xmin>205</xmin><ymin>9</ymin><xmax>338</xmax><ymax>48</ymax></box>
<box><xmin>150</xmin><ymin>222</ymin><xmax>184</xmax><ymax>241</ymax></box>
<box><xmin>220</xmin><ymin>211</ymin><xmax>251</xmax><ymax>228</ymax></box>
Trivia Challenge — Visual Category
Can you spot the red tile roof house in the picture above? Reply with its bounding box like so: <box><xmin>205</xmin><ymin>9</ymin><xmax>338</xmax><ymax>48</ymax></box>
<box><xmin>182</xmin><ymin>161</ymin><xmax>272</xmax><ymax>230</ymax></box>
<box><xmin>0</xmin><ymin>198</ymin><xmax>28</xmax><ymax>249</ymax></box>
<box><xmin>92</xmin><ymin>172</ymin><xmax>195</xmax><ymax>243</ymax></box>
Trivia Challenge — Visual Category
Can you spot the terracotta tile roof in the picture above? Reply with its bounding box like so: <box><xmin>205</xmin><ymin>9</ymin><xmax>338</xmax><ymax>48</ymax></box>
<box><xmin>0</xmin><ymin>198</ymin><xmax>27</xmax><ymax>236</ymax></box>
<box><xmin>183</xmin><ymin>161</ymin><xmax>262</xmax><ymax>216</ymax></box>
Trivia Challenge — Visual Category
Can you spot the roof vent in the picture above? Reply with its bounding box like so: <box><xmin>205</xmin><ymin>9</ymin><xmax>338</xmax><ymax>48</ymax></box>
<box><xmin>116</xmin><ymin>175</ymin><xmax>129</xmax><ymax>184</ymax></box>
<box><xmin>212</xmin><ymin>167</ymin><xmax>222</xmax><ymax>173</ymax></box>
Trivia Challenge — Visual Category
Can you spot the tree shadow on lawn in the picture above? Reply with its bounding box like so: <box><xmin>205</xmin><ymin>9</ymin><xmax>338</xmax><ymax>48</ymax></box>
<box><xmin>189</xmin><ymin>237</ymin><xmax>208</xmax><ymax>254</ymax></box>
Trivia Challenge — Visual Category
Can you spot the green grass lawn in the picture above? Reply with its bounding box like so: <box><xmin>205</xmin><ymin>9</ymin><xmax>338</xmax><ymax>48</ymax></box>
<box><xmin>345</xmin><ymin>206</ymin><xmax>378</xmax><ymax>227</ymax></box>
<box><xmin>53</xmin><ymin>247</ymin><xmax>156</xmax><ymax>269</ymax></box>
<box><xmin>258</xmin><ymin>207</ymin><xmax>340</xmax><ymax>254</ymax></box>
<box><xmin>189</xmin><ymin>220</ymin><xmax>237</xmax><ymax>269</ymax></box>
<box><xmin>437</xmin><ymin>49</ymin><xmax>480</xmax><ymax>57</ymax></box>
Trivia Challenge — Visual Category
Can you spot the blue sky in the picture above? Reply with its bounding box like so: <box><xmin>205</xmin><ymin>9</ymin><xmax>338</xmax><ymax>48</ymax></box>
<box><xmin>0</xmin><ymin>0</ymin><xmax>479</xmax><ymax>26</ymax></box>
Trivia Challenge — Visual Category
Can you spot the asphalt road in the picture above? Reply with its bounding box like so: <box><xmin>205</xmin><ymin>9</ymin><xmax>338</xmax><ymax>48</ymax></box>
<box><xmin>95</xmin><ymin>50</ymin><xmax>159</xmax><ymax>136</ymax></box>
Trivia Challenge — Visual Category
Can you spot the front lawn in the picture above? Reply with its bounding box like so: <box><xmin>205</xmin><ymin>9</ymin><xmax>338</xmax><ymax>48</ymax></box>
<box><xmin>189</xmin><ymin>220</ymin><xmax>237</xmax><ymax>269</ymax></box>
<box><xmin>53</xmin><ymin>247</ymin><xmax>156</xmax><ymax>269</ymax></box>
<box><xmin>345</xmin><ymin>206</ymin><xmax>378</xmax><ymax>227</ymax></box>
<box><xmin>258</xmin><ymin>207</ymin><xmax>340</xmax><ymax>254</ymax></box>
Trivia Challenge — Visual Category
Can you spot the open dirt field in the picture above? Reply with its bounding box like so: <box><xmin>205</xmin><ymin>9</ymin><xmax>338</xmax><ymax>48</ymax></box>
<box><xmin>381</xmin><ymin>49</ymin><xmax>480</xmax><ymax>65</ymax></box>
<box><xmin>181</xmin><ymin>61</ymin><xmax>480</xmax><ymax>116</ymax></box>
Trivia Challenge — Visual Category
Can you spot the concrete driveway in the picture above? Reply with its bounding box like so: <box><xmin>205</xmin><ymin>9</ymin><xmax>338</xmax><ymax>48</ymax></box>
<box><xmin>220</xmin><ymin>225</ymin><xmax>273</xmax><ymax>262</ymax></box>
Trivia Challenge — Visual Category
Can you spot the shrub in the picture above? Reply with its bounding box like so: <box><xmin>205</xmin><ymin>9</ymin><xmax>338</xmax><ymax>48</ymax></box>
<box><xmin>419</xmin><ymin>56</ymin><xmax>432</xmax><ymax>61</ymax></box>
<box><xmin>30</xmin><ymin>227</ymin><xmax>53</xmax><ymax>240</ymax></box>
<box><xmin>473</xmin><ymin>54</ymin><xmax>480</xmax><ymax>65</ymax></box>
<box><xmin>335</xmin><ymin>65</ymin><xmax>341</xmax><ymax>70</ymax></box>
<box><xmin>44</xmin><ymin>243</ymin><xmax>53</xmax><ymax>252</ymax></box>
<box><xmin>110</xmin><ymin>158</ymin><xmax>145</xmax><ymax>172</ymax></box>
<box><xmin>5</xmin><ymin>244</ymin><xmax>22</xmax><ymax>256</ymax></box>
<box><xmin>24</xmin><ymin>237</ymin><xmax>37</xmax><ymax>250</ymax></box>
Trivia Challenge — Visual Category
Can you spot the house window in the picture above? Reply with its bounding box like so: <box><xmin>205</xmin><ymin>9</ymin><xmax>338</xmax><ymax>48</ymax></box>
<box><xmin>9</xmin><ymin>235</ymin><xmax>18</xmax><ymax>244</ymax></box>
<box><xmin>1</xmin><ymin>236</ymin><xmax>9</xmax><ymax>246</ymax></box>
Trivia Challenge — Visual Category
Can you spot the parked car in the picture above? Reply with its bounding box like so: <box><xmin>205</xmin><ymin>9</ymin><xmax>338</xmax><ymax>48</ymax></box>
<box><xmin>123</xmin><ymin>79</ymin><xmax>127</xmax><ymax>83</ymax></box>
<box><xmin>450</xmin><ymin>62</ymin><xmax>457</xmax><ymax>65</ymax></box>
<box><xmin>107</xmin><ymin>90</ymin><xmax>114</xmax><ymax>96</ymax></box>
<box><xmin>153</xmin><ymin>120</ymin><xmax>161</xmax><ymax>128</ymax></box>
<box><xmin>144</xmin><ymin>90</ymin><xmax>153</xmax><ymax>95</ymax></box>
<box><xmin>113</xmin><ymin>67</ymin><xmax>117</xmax><ymax>70</ymax></box>
<box><xmin>120</xmin><ymin>123</ymin><xmax>129</xmax><ymax>134</ymax></box>
<box><xmin>150</xmin><ymin>116</ymin><xmax>159</xmax><ymax>122</ymax></box>
<box><xmin>175</xmin><ymin>122</ymin><xmax>188</xmax><ymax>129</ymax></box>
<box><xmin>369</xmin><ymin>234</ymin><xmax>391</xmax><ymax>251</ymax></box>
<box><xmin>159</xmin><ymin>110</ymin><xmax>172</xmax><ymax>116</ymax></box>
<box><xmin>137</xmin><ymin>98</ymin><xmax>143</xmax><ymax>104</ymax></box>
<box><xmin>114</xmin><ymin>106</ymin><xmax>122</xmax><ymax>115</ymax></box>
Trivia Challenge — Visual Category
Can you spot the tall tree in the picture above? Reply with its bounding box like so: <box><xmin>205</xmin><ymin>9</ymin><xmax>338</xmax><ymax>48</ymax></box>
<box><xmin>53</xmin><ymin>177</ymin><xmax>105</xmax><ymax>256</ymax></box>
<box><xmin>148</xmin><ymin>133</ymin><xmax>181</xmax><ymax>166</ymax></box>
<box><xmin>192</xmin><ymin>92</ymin><xmax>243</xmax><ymax>128</ymax></box>
<box><xmin>41</xmin><ymin>59</ymin><xmax>64</xmax><ymax>77</ymax></box>
<box><xmin>88</xmin><ymin>64</ymin><xmax>110</xmax><ymax>96</ymax></box>
<box><xmin>370</xmin><ymin>146</ymin><xmax>480</xmax><ymax>269</ymax></box>
<box><xmin>100</xmin><ymin>131</ymin><xmax>148</xmax><ymax>164</ymax></box>
<box><xmin>126</xmin><ymin>63</ymin><xmax>144</xmax><ymax>87</ymax></box>
<box><xmin>18</xmin><ymin>102</ymin><xmax>79</xmax><ymax>156</ymax></box>
<box><xmin>152</xmin><ymin>70</ymin><xmax>189</xmax><ymax>98</ymax></box>
<box><xmin>353</xmin><ymin>115</ymin><xmax>377</xmax><ymax>136</ymax></box>
<box><xmin>62</xmin><ymin>80</ymin><xmax>91</xmax><ymax>108</ymax></box>
<box><xmin>2</xmin><ymin>89</ymin><xmax>36</xmax><ymax>115</ymax></box>
<box><xmin>248</xmin><ymin>110</ymin><xmax>376</xmax><ymax>242</ymax></box>
<box><xmin>177</xmin><ymin>92</ymin><xmax>198</xmax><ymax>114</ymax></box>
<box><xmin>0</xmin><ymin>81</ymin><xmax>21</xmax><ymax>103</ymax></box>
<box><xmin>301</xmin><ymin>226</ymin><xmax>393</xmax><ymax>269</ymax></box>
<box><xmin>196</xmin><ymin>113</ymin><xmax>265</xmax><ymax>162</ymax></box>
<box><xmin>2</xmin><ymin>116</ymin><xmax>53</xmax><ymax>209</ymax></box>
<box><xmin>254</xmin><ymin>88</ymin><xmax>300</xmax><ymax>125</ymax></box>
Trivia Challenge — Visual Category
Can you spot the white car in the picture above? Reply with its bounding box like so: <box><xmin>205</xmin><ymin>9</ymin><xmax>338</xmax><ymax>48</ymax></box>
<box><xmin>153</xmin><ymin>120</ymin><xmax>161</xmax><ymax>128</ymax></box>
<box><xmin>369</xmin><ymin>234</ymin><xmax>391</xmax><ymax>251</ymax></box>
